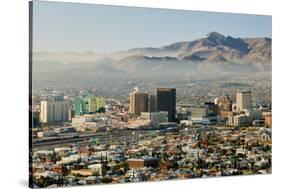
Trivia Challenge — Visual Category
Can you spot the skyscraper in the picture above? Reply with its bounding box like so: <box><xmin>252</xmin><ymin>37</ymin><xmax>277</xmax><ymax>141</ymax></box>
<box><xmin>96</xmin><ymin>97</ymin><xmax>105</xmax><ymax>111</ymax></box>
<box><xmin>216</xmin><ymin>95</ymin><xmax>232</xmax><ymax>112</ymax></box>
<box><xmin>74</xmin><ymin>96</ymin><xmax>106</xmax><ymax>115</ymax></box>
<box><xmin>236</xmin><ymin>91</ymin><xmax>252</xmax><ymax>111</ymax></box>
<box><xmin>204</xmin><ymin>102</ymin><xmax>219</xmax><ymax>116</ymax></box>
<box><xmin>40</xmin><ymin>96</ymin><xmax>70</xmax><ymax>124</ymax></box>
<box><xmin>74</xmin><ymin>97</ymin><xmax>88</xmax><ymax>116</ymax></box>
<box><xmin>129</xmin><ymin>91</ymin><xmax>148</xmax><ymax>116</ymax></box>
<box><xmin>157</xmin><ymin>88</ymin><xmax>176</xmax><ymax>122</ymax></box>
<box><xmin>86</xmin><ymin>96</ymin><xmax>97</xmax><ymax>113</ymax></box>
<box><xmin>148</xmin><ymin>94</ymin><xmax>158</xmax><ymax>112</ymax></box>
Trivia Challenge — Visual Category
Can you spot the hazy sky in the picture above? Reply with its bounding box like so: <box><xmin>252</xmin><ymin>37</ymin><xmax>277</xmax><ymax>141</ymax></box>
<box><xmin>32</xmin><ymin>1</ymin><xmax>272</xmax><ymax>53</ymax></box>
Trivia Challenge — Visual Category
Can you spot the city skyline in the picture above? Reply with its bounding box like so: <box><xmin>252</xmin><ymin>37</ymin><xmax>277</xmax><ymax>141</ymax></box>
<box><xmin>31</xmin><ymin>85</ymin><xmax>272</xmax><ymax>187</ymax></box>
<box><xmin>30</xmin><ymin>1</ymin><xmax>272</xmax><ymax>188</ymax></box>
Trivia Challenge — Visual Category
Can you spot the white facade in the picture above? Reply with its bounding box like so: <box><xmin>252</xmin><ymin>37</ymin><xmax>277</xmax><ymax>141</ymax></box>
<box><xmin>214</xmin><ymin>98</ymin><xmax>219</xmax><ymax>104</ymax></box>
<box><xmin>72</xmin><ymin>116</ymin><xmax>95</xmax><ymax>124</ymax></box>
<box><xmin>180</xmin><ymin>120</ymin><xmax>193</xmax><ymax>126</ymax></box>
<box><xmin>140</xmin><ymin>111</ymin><xmax>168</xmax><ymax>123</ymax></box>
<box><xmin>227</xmin><ymin>115</ymin><xmax>248</xmax><ymax>126</ymax></box>
<box><xmin>40</xmin><ymin>98</ymin><xmax>69</xmax><ymax>124</ymax></box>
<box><xmin>37</xmin><ymin>130</ymin><xmax>55</xmax><ymax>138</ymax></box>
<box><xmin>236</xmin><ymin>91</ymin><xmax>252</xmax><ymax>111</ymax></box>
<box><xmin>88</xmin><ymin>164</ymin><xmax>103</xmax><ymax>176</ymax></box>
<box><xmin>189</xmin><ymin>118</ymin><xmax>213</xmax><ymax>126</ymax></box>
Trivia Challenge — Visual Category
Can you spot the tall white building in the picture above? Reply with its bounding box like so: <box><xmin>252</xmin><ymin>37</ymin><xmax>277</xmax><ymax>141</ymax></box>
<box><xmin>236</xmin><ymin>91</ymin><xmax>252</xmax><ymax>111</ymax></box>
<box><xmin>40</xmin><ymin>96</ymin><xmax>70</xmax><ymax>124</ymax></box>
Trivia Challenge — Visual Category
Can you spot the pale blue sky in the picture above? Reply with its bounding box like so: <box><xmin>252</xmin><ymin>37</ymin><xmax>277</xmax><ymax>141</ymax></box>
<box><xmin>32</xmin><ymin>1</ymin><xmax>272</xmax><ymax>53</ymax></box>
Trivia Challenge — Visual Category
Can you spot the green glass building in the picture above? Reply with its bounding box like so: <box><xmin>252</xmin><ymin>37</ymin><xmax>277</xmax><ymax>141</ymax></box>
<box><xmin>74</xmin><ymin>96</ymin><xmax>105</xmax><ymax>116</ymax></box>
<box><xmin>96</xmin><ymin>97</ymin><xmax>105</xmax><ymax>111</ymax></box>
<box><xmin>86</xmin><ymin>95</ymin><xmax>97</xmax><ymax>113</ymax></box>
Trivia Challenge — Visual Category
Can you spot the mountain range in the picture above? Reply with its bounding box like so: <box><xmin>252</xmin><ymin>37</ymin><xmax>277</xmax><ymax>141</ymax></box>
<box><xmin>33</xmin><ymin>32</ymin><xmax>271</xmax><ymax>77</ymax></box>
<box><xmin>110</xmin><ymin>32</ymin><xmax>271</xmax><ymax>64</ymax></box>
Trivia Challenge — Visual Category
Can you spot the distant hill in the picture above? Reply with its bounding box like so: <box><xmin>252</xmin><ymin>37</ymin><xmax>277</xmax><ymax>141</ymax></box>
<box><xmin>33</xmin><ymin>32</ymin><xmax>271</xmax><ymax>78</ymax></box>
<box><xmin>112</xmin><ymin>32</ymin><xmax>271</xmax><ymax>64</ymax></box>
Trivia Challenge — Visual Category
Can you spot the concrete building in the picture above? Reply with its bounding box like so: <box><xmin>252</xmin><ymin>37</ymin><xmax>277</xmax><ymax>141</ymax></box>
<box><xmin>192</xmin><ymin>103</ymin><xmax>218</xmax><ymax>118</ymax></box>
<box><xmin>37</xmin><ymin>130</ymin><xmax>56</xmax><ymax>138</ymax></box>
<box><xmin>126</xmin><ymin>158</ymin><xmax>159</xmax><ymax>169</ymax></box>
<box><xmin>157</xmin><ymin>88</ymin><xmax>176</xmax><ymax>122</ymax></box>
<box><xmin>148</xmin><ymin>94</ymin><xmax>158</xmax><ymax>112</ymax></box>
<box><xmin>126</xmin><ymin>159</ymin><xmax>145</xmax><ymax>169</ymax></box>
<box><xmin>140</xmin><ymin>111</ymin><xmax>168</xmax><ymax>123</ymax></box>
<box><xmin>40</xmin><ymin>96</ymin><xmax>70</xmax><ymax>124</ymax></box>
<box><xmin>263</xmin><ymin>112</ymin><xmax>272</xmax><ymax>126</ymax></box>
<box><xmin>244</xmin><ymin>110</ymin><xmax>263</xmax><ymax>121</ymax></box>
<box><xmin>216</xmin><ymin>95</ymin><xmax>232</xmax><ymax>112</ymax></box>
<box><xmin>71</xmin><ymin>115</ymin><xmax>109</xmax><ymax>132</ymax></box>
<box><xmin>129</xmin><ymin>91</ymin><xmax>148</xmax><ymax>116</ymax></box>
<box><xmin>219</xmin><ymin>111</ymin><xmax>233</xmax><ymax>120</ymax></box>
<box><xmin>214</xmin><ymin>98</ymin><xmax>219</xmax><ymax>105</ymax></box>
<box><xmin>232</xmin><ymin>103</ymin><xmax>237</xmax><ymax>111</ymax></box>
<box><xmin>227</xmin><ymin>115</ymin><xmax>248</xmax><ymax>127</ymax></box>
<box><xmin>72</xmin><ymin>116</ymin><xmax>95</xmax><ymax>126</ymax></box>
<box><xmin>190</xmin><ymin>107</ymin><xmax>218</xmax><ymax>125</ymax></box>
<box><xmin>191</xmin><ymin>107</ymin><xmax>207</xmax><ymax>119</ymax></box>
<box><xmin>236</xmin><ymin>91</ymin><xmax>252</xmax><ymax>111</ymax></box>
<box><xmin>71</xmin><ymin>169</ymin><xmax>93</xmax><ymax>177</ymax></box>
<box><xmin>189</xmin><ymin>118</ymin><xmax>212</xmax><ymax>126</ymax></box>
<box><xmin>180</xmin><ymin>120</ymin><xmax>193</xmax><ymax>126</ymax></box>
<box><xmin>126</xmin><ymin>119</ymin><xmax>151</xmax><ymax>129</ymax></box>
<box><xmin>176</xmin><ymin>112</ymin><xmax>189</xmax><ymax>120</ymax></box>
<box><xmin>88</xmin><ymin>164</ymin><xmax>103</xmax><ymax>176</ymax></box>
<box><xmin>204</xmin><ymin>102</ymin><xmax>219</xmax><ymax>116</ymax></box>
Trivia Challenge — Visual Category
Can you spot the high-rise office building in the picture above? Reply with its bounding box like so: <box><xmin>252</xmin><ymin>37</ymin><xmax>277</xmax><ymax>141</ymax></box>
<box><xmin>216</xmin><ymin>95</ymin><xmax>232</xmax><ymax>112</ymax></box>
<box><xmin>74</xmin><ymin>96</ymin><xmax>106</xmax><ymax>115</ymax></box>
<box><xmin>191</xmin><ymin>107</ymin><xmax>207</xmax><ymax>119</ymax></box>
<box><xmin>204</xmin><ymin>102</ymin><xmax>219</xmax><ymax>116</ymax></box>
<box><xmin>129</xmin><ymin>91</ymin><xmax>148</xmax><ymax>116</ymax></box>
<box><xmin>157</xmin><ymin>88</ymin><xmax>176</xmax><ymax>122</ymax></box>
<box><xmin>236</xmin><ymin>91</ymin><xmax>252</xmax><ymax>111</ymax></box>
<box><xmin>74</xmin><ymin>97</ymin><xmax>88</xmax><ymax>116</ymax></box>
<box><xmin>96</xmin><ymin>97</ymin><xmax>105</xmax><ymax>111</ymax></box>
<box><xmin>40</xmin><ymin>96</ymin><xmax>70</xmax><ymax>124</ymax></box>
<box><xmin>148</xmin><ymin>94</ymin><xmax>158</xmax><ymax>112</ymax></box>
<box><xmin>32</xmin><ymin>111</ymin><xmax>40</xmax><ymax>128</ymax></box>
<box><xmin>86</xmin><ymin>96</ymin><xmax>97</xmax><ymax>113</ymax></box>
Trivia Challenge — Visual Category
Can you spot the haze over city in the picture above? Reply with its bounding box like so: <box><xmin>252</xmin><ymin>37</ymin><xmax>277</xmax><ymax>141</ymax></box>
<box><xmin>30</xmin><ymin>1</ymin><xmax>272</xmax><ymax>188</ymax></box>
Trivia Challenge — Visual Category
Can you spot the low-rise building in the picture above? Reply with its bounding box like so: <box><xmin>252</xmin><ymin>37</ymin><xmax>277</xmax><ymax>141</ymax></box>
<box><xmin>88</xmin><ymin>163</ymin><xmax>103</xmax><ymax>176</ymax></box>
<box><xmin>126</xmin><ymin>158</ymin><xmax>159</xmax><ymax>169</ymax></box>
<box><xmin>71</xmin><ymin>169</ymin><xmax>93</xmax><ymax>177</ymax></box>
<box><xmin>244</xmin><ymin>110</ymin><xmax>263</xmax><ymax>121</ymax></box>
<box><xmin>263</xmin><ymin>112</ymin><xmax>272</xmax><ymax>126</ymax></box>
<box><xmin>140</xmin><ymin>111</ymin><xmax>168</xmax><ymax>124</ymax></box>
<box><xmin>37</xmin><ymin>130</ymin><xmax>56</xmax><ymax>138</ymax></box>
<box><xmin>227</xmin><ymin>115</ymin><xmax>248</xmax><ymax>126</ymax></box>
